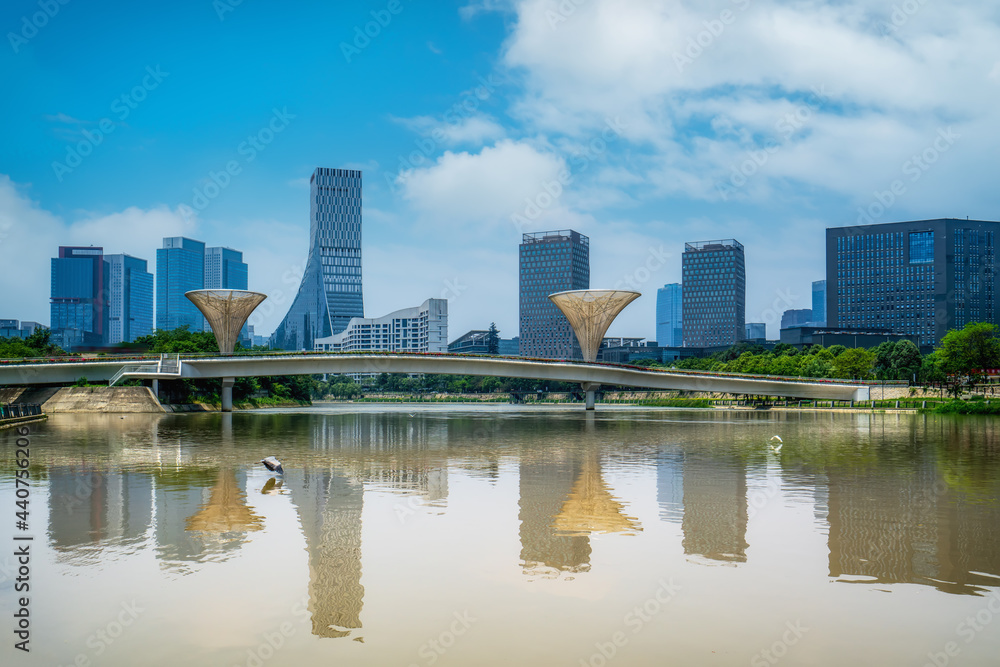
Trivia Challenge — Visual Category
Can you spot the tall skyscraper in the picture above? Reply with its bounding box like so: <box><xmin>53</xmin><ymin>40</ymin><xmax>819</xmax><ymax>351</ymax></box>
<box><xmin>156</xmin><ymin>237</ymin><xmax>205</xmax><ymax>332</ymax></box>
<box><xmin>50</xmin><ymin>246</ymin><xmax>108</xmax><ymax>349</ymax></box>
<box><xmin>827</xmin><ymin>218</ymin><xmax>1000</xmax><ymax>348</ymax></box>
<box><xmin>204</xmin><ymin>247</ymin><xmax>248</xmax><ymax>290</ymax></box>
<box><xmin>681</xmin><ymin>239</ymin><xmax>745</xmax><ymax>347</ymax></box>
<box><xmin>656</xmin><ymin>283</ymin><xmax>683</xmax><ymax>347</ymax></box>
<box><xmin>518</xmin><ymin>230</ymin><xmax>590</xmax><ymax>359</ymax></box>
<box><xmin>811</xmin><ymin>280</ymin><xmax>827</xmax><ymax>327</ymax></box>
<box><xmin>271</xmin><ymin>168</ymin><xmax>364</xmax><ymax>350</ymax></box>
<box><xmin>105</xmin><ymin>254</ymin><xmax>153</xmax><ymax>344</ymax></box>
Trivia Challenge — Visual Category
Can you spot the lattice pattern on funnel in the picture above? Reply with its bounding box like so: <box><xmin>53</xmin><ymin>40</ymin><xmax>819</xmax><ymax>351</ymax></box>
<box><xmin>185</xmin><ymin>290</ymin><xmax>267</xmax><ymax>355</ymax></box>
<box><xmin>548</xmin><ymin>290</ymin><xmax>641</xmax><ymax>363</ymax></box>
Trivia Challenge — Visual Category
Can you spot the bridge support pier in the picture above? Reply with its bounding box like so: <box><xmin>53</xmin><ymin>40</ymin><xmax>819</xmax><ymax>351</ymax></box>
<box><xmin>151</xmin><ymin>379</ymin><xmax>159</xmax><ymax>398</ymax></box>
<box><xmin>581</xmin><ymin>382</ymin><xmax>600</xmax><ymax>411</ymax></box>
<box><xmin>221</xmin><ymin>377</ymin><xmax>235</xmax><ymax>412</ymax></box>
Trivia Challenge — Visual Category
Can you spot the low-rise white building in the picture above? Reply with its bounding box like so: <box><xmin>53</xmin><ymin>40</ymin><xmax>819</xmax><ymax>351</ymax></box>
<box><xmin>314</xmin><ymin>298</ymin><xmax>448</xmax><ymax>353</ymax></box>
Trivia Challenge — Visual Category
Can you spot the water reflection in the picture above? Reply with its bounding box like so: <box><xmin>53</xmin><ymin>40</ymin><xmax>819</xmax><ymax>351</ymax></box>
<box><xmin>4</xmin><ymin>408</ymin><xmax>1000</xmax><ymax>658</ymax></box>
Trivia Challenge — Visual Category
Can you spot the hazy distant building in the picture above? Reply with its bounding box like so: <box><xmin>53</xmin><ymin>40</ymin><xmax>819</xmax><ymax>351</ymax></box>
<box><xmin>448</xmin><ymin>329</ymin><xmax>519</xmax><ymax>356</ymax></box>
<box><xmin>156</xmin><ymin>237</ymin><xmax>205</xmax><ymax>332</ymax></box>
<box><xmin>827</xmin><ymin>218</ymin><xmax>1000</xmax><ymax>348</ymax></box>
<box><xmin>780</xmin><ymin>308</ymin><xmax>813</xmax><ymax>329</ymax></box>
<box><xmin>519</xmin><ymin>230</ymin><xmax>590</xmax><ymax>359</ymax></box>
<box><xmin>811</xmin><ymin>280</ymin><xmax>827</xmax><ymax>327</ymax></box>
<box><xmin>744</xmin><ymin>322</ymin><xmax>766</xmax><ymax>340</ymax></box>
<box><xmin>50</xmin><ymin>246</ymin><xmax>108</xmax><ymax>349</ymax></box>
<box><xmin>272</xmin><ymin>168</ymin><xmax>364</xmax><ymax>350</ymax></box>
<box><xmin>681</xmin><ymin>240</ymin><xmax>745</xmax><ymax>347</ymax></box>
<box><xmin>0</xmin><ymin>320</ymin><xmax>42</xmax><ymax>339</ymax></box>
<box><xmin>105</xmin><ymin>254</ymin><xmax>153</xmax><ymax>345</ymax></box>
<box><xmin>656</xmin><ymin>283</ymin><xmax>683</xmax><ymax>347</ymax></box>
<box><xmin>314</xmin><ymin>298</ymin><xmax>447</xmax><ymax>353</ymax></box>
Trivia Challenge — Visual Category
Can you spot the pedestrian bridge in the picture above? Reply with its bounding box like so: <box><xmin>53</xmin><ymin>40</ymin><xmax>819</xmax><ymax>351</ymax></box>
<box><xmin>0</xmin><ymin>353</ymin><xmax>871</xmax><ymax>401</ymax></box>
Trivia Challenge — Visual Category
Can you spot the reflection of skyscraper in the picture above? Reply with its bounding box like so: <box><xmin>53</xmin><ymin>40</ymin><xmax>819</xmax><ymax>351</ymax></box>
<box><xmin>656</xmin><ymin>452</ymin><xmax>684</xmax><ymax>523</ymax></box>
<box><xmin>285</xmin><ymin>468</ymin><xmax>365</xmax><ymax>638</ymax></box>
<box><xmin>681</xmin><ymin>455</ymin><xmax>748</xmax><ymax>562</ymax></box>
<box><xmin>271</xmin><ymin>168</ymin><xmax>364</xmax><ymax>350</ymax></box>
<box><xmin>48</xmin><ymin>467</ymin><xmax>153</xmax><ymax>551</ymax></box>
<box><xmin>518</xmin><ymin>456</ymin><xmax>591</xmax><ymax>575</ymax></box>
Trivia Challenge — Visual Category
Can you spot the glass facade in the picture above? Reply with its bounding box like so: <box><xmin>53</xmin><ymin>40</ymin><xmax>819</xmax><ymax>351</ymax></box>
<box><xmin>50</xmin><ymin>246</ymin><xmax>107</xmax><ymax>348</ymax></box>
<box><xmin>272</xmin><ymin>168</ymin><xmax>364</xmax><ymax>350</ymax></box>
<box><xmin>828</xmin><ymin>219</ymin><xmax>999</xmax><ymax>348</ymax></box>
<box><xmin>518</xmin><ymin>230</ymin><xmax>590</xmax><ymax>359</ymax></box>
<box><xmin>656</xmin><ymin>283</ymin><xmax>683</xmax><ymax>347</ymax></box>
<box><xmin>105</xmin><ymin>254</ymin><xmax>153</xmax><ymax>344</ymax></box>
<box><xmin>204</xmin><ymin>247</ymin><xmax>248</xmax><ymax>290</ymax></box>
<box><xmin>681</xmin><ymin>240</ymin><xmax>745</xmax><ymax>347</ymax></box>
<box><xmin>156</xmin><ymin>237</ymin><xmax>205</xmax><ymax>332</ymax></box>
<box><xmin>812</xmin><ymin>280</ymin><xmax>827</xmax><ymax>327</ymax></box>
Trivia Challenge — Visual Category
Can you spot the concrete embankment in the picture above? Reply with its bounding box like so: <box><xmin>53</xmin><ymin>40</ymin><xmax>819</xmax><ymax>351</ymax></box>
<box><xmin>1</xmin><ymin>386</ymin><xmax>164</xmax><ymax>413</ymax></box>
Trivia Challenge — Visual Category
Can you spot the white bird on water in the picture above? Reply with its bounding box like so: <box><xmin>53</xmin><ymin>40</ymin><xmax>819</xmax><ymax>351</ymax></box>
<box><xmin>260</xmin><ymin>456</ymin><xmax>284</xmax><ymax>475</ymax></box>
<box><xmin>769</xmin><ymin>435</ymin><xmax>783</xmax><ymax>452</ymax></box>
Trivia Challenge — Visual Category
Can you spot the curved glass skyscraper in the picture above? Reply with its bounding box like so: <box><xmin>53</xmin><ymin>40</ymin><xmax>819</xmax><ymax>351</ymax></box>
<box><xmin>271</xmin><ymin>168</ymin><xmax>364</xmax><ymax>350</ymax></box>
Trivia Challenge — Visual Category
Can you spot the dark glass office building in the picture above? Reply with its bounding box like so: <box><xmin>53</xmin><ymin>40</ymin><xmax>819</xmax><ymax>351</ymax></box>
<box><xmin>827</xmin><ymin>218</ymin><xmax>1000</xmax><ymax>349</ymax></box>
<box><xmin>105</xmin><ymin>254</ymin><xmax>153</xmax><ymax>344</ymax></box>
<box><xmin>681</xmin><ymin>239</ymin><xmax>745</xmax><ymax>347</ymax></box>
<box><xmin>271</xmin><ymin>168</ymin><xmax>364</xmax><ymax>350</ymax></box>
<box><xmin>50</xmin><ymin>246</ymin><xmax>108</xmax><ymax>349</ymax></box>
<box><xmin>156</xmin><ymin>237</ymin><xmax>206</xmax><ymax>332</ymax></box>
<box><xmin>204</xmin><ymin>247</ymin><xmax>248</xmax><ymax>290</ymax></box>
<box><xmin>518</xmin><ymin>230</ymin><xmax>590</xmax><ymax>359</ymax></box>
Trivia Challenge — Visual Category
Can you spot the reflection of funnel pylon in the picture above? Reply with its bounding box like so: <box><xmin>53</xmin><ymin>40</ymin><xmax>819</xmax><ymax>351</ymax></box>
<box><xmin>549</xmin><ymin>289</ymin><xmax>640</xmax><ymax>410</ymax></box>
<box><xmin>186</xmin><ymin>470</ymin><xmax>264</xmax><ymax>533</ymax></box>
<box><xmin>553</xmin><ymin>456</ymin><xmax>642</xmax><ymax>535</ymax></box>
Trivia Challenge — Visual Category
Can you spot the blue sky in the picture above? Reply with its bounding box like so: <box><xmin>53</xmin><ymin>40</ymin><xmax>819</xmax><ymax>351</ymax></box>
<box><xmin>2</xmin><ymin>0</ymin><xmax>998</xmax><ymax>341</ymax></box>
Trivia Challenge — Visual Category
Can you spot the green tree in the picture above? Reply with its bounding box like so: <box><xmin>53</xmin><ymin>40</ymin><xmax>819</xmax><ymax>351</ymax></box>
<box><xmin>890</xmin><ymin>340</ymin><xmax>922</xmax><ymax>382</ymax></box>
<box><xmin>486</xmin><ymin>323</ymin><xmax>500</xmax><ymax>355</ymax></box>
<box><xmin>833</xmin><ymin>347</ymin><xmax>875</xmax><ymax>380</ymax></box>
<box><xmin>939</xmin><ymin>322</ymin><xmax>1000</xmax><ymax>387</ymax></box>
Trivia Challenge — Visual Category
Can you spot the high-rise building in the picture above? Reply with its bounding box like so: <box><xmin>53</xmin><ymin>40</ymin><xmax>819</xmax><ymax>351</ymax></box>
<box><xmin>518</xmin><ymin>230</ymin><xmax>590</xmax><ymax>359</ymax></box>
<box><xmin>314</xmin><ymin>299</ymin><xmax>447</xmax><ymax>353</ymax></box>
<box><xmin>656</xmin><ymin>283</ymin><xmax>683</xmax><ymax>347</ymax></box>
<box><xmin>156</xmin><ymin>237</ymin><xmax>206</xmax><ymax>332</ymax></box>
<box><xmin>271</xmin><ymin>168</ymin><xmax>364</xmax><ymax>350</ymax></box>
<box><xmin>780</xmin><ymin>308</ymin><xmax>813</xmax><ymax>329</ymax></box>
<box><xmin>827</xmin><ymin>218</ymin><xmax>1000</xmax><ymax>348</ymax></box>
<box><xmin>50</xmin><ymin>246</ymin><xmax>108</xmax><ymax>349</ymax></box>
<box><xmin>811</xmin><ymin>280</ymin><xmax>827</xmax><ymax>327</ymax></box>
<box><xmin>204</xmin><ymin>247</ymin><xmax>248</xmax><ymax>290</ymax></box>
<box><xmin>105</xmin><ymin>254</ymin><xmax>153</xmax><ymax>345</ymax></box>
<box><xmin>681</xmin><ymin>240</ymin><xmax>745</xmax><ymax>347</ymax></box>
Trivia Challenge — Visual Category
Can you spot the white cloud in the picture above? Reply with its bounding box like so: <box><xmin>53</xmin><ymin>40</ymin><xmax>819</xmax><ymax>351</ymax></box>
<box><xmin>398</xmin><ymin>113</ymin><xmax>507</xmax><ymax>147</ymax></box>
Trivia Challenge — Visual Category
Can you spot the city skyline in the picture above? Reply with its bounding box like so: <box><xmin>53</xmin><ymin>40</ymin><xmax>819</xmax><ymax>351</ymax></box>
<box><xmin>2</xmin><ymin>1</ymin><xmax>996</xmax><ymax>342</ymax></box>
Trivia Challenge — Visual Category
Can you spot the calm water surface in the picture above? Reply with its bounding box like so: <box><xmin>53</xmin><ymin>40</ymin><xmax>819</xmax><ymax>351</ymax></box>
<box><xmin>2</xmin><ymin>405</ymin><xmax>1000</xmax><ymax>666</ymax></box>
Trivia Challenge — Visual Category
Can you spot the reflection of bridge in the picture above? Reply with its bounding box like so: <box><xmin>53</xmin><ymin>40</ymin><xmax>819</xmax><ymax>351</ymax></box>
<box><xmin>0</xmin><ymin>353</ymin><xmax>870</xmax><ymax>402</ymax></box>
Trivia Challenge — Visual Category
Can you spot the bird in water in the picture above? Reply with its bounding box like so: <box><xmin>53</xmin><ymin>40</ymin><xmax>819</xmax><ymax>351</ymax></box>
<box><xmin>769</xmin><ymin>435</ymin><xmax>783</xmax><ymax>452</ymax></box>
<box><xmin>260</xmin><ymin>456</ymin><xmax>284</xmax><ymax>475</ymax></box>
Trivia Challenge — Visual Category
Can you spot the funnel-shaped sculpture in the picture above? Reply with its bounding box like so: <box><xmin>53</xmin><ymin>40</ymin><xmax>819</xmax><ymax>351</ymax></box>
<box><xmin>549</xmin><ymin>289</ymin><xmax>640</xmax><ymax>410</ymax></box>
<box><xmin>185</xmin><ymin>289</ymin><xmax>267</xmax><ymax>355</ymax></box>
<box><xmin>548</xmin><ymin>290</ymin><xmax>641</xmax><ymax>363</ymax></box>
